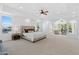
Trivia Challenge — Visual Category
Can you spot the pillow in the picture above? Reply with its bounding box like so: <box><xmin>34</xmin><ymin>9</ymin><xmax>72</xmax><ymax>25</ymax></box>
<box><xmin>28</xmin><ymin>30</ymin><xmax>34</xmax><ymax>33</ymax></box>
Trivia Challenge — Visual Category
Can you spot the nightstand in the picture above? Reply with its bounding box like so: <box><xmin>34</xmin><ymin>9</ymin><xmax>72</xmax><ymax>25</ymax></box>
<box><xmin>12</xmin><ymin>33</ymin><xmax>21</xmax><ymax>40</ymax></box>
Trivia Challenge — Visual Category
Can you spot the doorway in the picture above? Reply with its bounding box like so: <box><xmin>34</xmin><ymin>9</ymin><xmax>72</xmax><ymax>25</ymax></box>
<box><xmin>53</xmin><ymin>19</ymin><xmax>77</xmax><ymax>35</ymax></box>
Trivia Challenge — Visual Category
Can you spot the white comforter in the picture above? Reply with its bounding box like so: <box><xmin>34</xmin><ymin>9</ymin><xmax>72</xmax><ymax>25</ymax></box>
<box><xmin>23</xmin><ymin>32</ymin><xmax>47</xmax><ymax>42</ymax></box>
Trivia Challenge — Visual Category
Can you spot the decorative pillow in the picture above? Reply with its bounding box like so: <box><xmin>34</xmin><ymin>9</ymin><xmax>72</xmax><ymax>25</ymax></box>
<box><xmin>28</xmin><ymin>30</ymin><xmax>34</xmax><ymax>33</ymax></box>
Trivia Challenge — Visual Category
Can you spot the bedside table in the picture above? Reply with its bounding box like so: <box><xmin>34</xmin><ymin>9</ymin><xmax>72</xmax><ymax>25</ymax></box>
<box><xmin>12</xmin><ymin>33</ymin><xmax>21</xmax><ymax>40</ymax></box>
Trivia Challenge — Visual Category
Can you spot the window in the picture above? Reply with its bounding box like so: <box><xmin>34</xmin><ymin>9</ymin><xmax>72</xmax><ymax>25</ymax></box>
<box><xmin>1</xmin><ymin>16</ymin><xmax>12</xmax><ymax>33</ymax></box>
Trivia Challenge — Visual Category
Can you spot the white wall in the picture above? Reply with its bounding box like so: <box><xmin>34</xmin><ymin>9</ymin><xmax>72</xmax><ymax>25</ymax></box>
<box><xmin>0</xmin><ymin>14</ymin><xmax>12</xmax><ymax>41</ymax></box>
<box><xmin>0</xmin><ymin>3</ymin><xmax>79</xmax><ymax>41</ymax></box>
<box><xmin>0</xmin><ymin>16</ymin><xmax>28</xmax><ymax>41</ymax></box>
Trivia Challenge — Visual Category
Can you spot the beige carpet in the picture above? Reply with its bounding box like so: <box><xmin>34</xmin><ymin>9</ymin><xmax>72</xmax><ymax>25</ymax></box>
<box><xmin>4</xmin><ymin>33</ymin><xmax>79</xmax><ymax>55</ymax></box>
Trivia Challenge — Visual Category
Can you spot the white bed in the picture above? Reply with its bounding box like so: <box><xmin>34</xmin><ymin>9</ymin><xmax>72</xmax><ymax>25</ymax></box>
<box><xmin>23</xmin><ymin>32</ymin><xmax>47</xmax><ymax>42</ymax></box>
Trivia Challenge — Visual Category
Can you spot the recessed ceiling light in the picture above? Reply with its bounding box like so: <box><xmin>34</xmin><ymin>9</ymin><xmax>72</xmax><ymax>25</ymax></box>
<box><xmin>25</xmin><ymin>19</ymin><xmax>30</xmax><ymax>23</ymax></box>
<box><xmin>19</xmin><ymin>6</ymin><xmax>23</xmax><ymax>9</ymax></box>
<box><xmin>72</xmin><ymin>11</ymin><xmax>76</xmax><ymax>14</ymax></box>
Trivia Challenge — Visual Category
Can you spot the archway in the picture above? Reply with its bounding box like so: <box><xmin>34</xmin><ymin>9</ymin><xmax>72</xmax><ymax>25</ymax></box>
<box><xmin>53</xmin><ymin>19</ymin><xmax>77</xmax><ymax>35</ymax></box>
<box><xmin>53</xmin><ymin>19</ymin><xmax>67</xmax><ymax>35</ymax></box>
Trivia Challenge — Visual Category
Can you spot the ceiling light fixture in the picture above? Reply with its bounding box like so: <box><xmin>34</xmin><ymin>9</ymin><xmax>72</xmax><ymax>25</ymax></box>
<box><xmin>25</xmin><ymin>19</ymin><xmax>30</xmax><ymax>23</ymax></box>
<box><xmin>40</xmin><ymin>9</ymin><xmax>48</xmax><ymax>15</ymax></box>
<box><xmin>19</xmin><ymin>6</ymin><xmax>23</xmax><ymax>9</ymax></box>
<box><xmin>72</xmin><ymin>11</ymin><xmax>76</xmax><ymax>14</ymax></box>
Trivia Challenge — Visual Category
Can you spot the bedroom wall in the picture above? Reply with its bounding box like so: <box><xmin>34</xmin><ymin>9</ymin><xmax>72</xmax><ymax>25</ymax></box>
<box><xmin>0</xmin><ymin>12</ymin><xmax>25</xmax><ymax>41</ymax></box>
<box><xmin>0</xmin><ymin>15</ymin><xmax>52</xmax><ymax>41</ymax></box>
<box><xmin>0</xmin><ymin>14</ymin><xmax>12</xmax><ymax>41</ymax></box>
<box><xmin>0</xmin><ymin>3</ymin><xmax>79</xmax><ymax>41</ymax></box>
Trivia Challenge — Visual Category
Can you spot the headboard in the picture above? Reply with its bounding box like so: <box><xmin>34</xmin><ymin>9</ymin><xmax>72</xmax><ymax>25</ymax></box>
<box><xmin>21</xmin><ymin>26</ymin><xmax>35</xmax><ymax>33</ymax></box>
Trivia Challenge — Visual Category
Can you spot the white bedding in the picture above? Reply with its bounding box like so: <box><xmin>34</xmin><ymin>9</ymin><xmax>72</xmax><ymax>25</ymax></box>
<box><xmin>23</xmin><ymin>32</ymin><xmax>47</xmax><ymax>42</ymax></box>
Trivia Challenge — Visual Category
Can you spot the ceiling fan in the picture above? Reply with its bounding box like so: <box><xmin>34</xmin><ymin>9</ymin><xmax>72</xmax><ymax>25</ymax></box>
<box><xmin>40</xmin><ymin>9</ymin><xmax>48</xmax><ymax>15</ymax></box>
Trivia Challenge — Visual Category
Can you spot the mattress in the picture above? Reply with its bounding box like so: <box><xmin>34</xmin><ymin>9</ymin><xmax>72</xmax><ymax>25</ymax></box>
<box><xmin>23</xmin><ymin>32</ymin><xmax>47</xmax><ymax>42</ymax></box>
